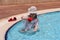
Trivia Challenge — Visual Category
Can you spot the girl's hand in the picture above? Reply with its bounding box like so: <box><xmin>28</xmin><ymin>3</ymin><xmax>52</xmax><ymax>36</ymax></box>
<box><xmin>21</xmin><ymin>16</ymin><xmax>27</xmax><ymax>20</ymax></box>
<box><xmin>21</xmin><ymin>16</ymin><xmax>23</xmax><ymax>19</ymax></box>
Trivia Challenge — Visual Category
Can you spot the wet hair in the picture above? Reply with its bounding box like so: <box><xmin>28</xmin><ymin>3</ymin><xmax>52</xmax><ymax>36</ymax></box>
<box><xmin>33</xmin><ymin>13</ymin><xmax>37</xmax><ymax>19</ymax></box>
<box><xmin>28</xmin><ymin>13</ymin><xmax>33</xmax><ymax>17</ymax></box>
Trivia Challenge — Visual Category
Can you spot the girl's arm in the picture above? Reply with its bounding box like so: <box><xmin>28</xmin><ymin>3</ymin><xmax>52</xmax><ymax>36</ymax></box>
<box><xmin>21</xmin><ymin>16</ymin><xmax>28</xmax><ymax>20</ymax></box>
<box><xmin>33</xmin><ymin>19</ymin><xmax>38</xmax><ymax>32</ymax></box>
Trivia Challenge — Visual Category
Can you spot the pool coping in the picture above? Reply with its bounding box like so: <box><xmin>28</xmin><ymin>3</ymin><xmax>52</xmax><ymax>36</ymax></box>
<box><xmin>5</xmin><ymin>20</ymin><xmax>22</xmax><ymax>40</ymax></box>
<box><xmin>0</xmin><ymin>8</ymin><xmax>60</xmax><ymax>40</ymax></box>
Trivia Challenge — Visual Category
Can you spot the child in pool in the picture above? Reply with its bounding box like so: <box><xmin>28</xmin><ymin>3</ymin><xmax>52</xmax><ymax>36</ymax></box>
<box><xmin>21</xmin><ymin>13</ymin><xmax>38</xmax><ymax>32</ymax></box>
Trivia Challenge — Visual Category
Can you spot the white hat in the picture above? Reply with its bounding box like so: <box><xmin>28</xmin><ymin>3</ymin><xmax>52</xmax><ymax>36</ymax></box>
<box><xmin>28</xmin><ymin>6</ymin><xmax>37</xmax><ymax>13</ymax></box>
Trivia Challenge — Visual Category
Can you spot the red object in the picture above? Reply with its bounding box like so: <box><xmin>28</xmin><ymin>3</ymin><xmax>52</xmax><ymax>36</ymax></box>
<box><xmin>13</xmin><ymin>17</ymin><xmax>17</xmax><ymax>21</ymax></box>
<box><xmin>27</xmin><ymin>17</ymin><xmax>33</xmax><ymax>22</ymax></box>
<box><xmin>8</xmin><ymin>18</ymin><xmax>13</xmax><ymax>22</ymax></box>
<box><xmin>8</xmin><ymin>17</ymin><xmax>17</xmax><ymax>22</ymax></box>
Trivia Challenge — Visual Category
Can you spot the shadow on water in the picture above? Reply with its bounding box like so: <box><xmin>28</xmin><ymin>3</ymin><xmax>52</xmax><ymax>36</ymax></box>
<box><xmin>19</xmin><ymin>29</ymin><xmax>40</xmax><ymax>36</ymax></box>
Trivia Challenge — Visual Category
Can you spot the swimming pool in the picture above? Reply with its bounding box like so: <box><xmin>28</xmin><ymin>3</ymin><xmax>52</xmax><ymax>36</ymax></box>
<box><xmin>5</xmin><ymin>11</ymin><xmax>60</xmax><ymax>40</ymax></box>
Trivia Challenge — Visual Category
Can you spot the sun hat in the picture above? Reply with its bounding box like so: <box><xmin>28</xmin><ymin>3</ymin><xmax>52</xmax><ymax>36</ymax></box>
<box><xmin>28</xmin><ymin>6</ymin><xmax>37</xmax><ymax>14</ymax></box>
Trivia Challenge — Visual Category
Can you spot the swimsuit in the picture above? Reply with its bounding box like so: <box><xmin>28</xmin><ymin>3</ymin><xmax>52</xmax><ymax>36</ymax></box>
<box><xmin>24</xmin><ymin>19</ymin><xmax>38</xmax><ymax>30</ymax></box>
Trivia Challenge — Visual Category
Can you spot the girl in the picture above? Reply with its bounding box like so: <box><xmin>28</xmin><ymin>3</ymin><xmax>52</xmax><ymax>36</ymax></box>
<box><xmin>21</xmin><ymin>13</ymin><xmax>38</xmax><ymax>32</ymax></box>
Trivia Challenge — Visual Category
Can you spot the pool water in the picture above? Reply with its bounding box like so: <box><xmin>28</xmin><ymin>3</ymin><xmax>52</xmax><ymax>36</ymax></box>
<box><xmin>5</xmin><ymin>11</ymin><xmax>60</xmax><ymax>40</ymax></box>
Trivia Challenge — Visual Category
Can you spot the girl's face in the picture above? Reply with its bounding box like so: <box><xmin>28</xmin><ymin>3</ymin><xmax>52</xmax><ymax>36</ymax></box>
<box><xmin>32</xmin><ymin>15</ymin><xmax>35</xmax><ymax>18</ymax></box>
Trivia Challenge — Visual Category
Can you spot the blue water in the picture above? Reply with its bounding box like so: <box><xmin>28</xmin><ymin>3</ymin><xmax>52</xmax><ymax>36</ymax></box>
<box><xmin>6</xmin><ymin>11</ymin><xmax>60</xmax><ymax>40</ymax></box>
